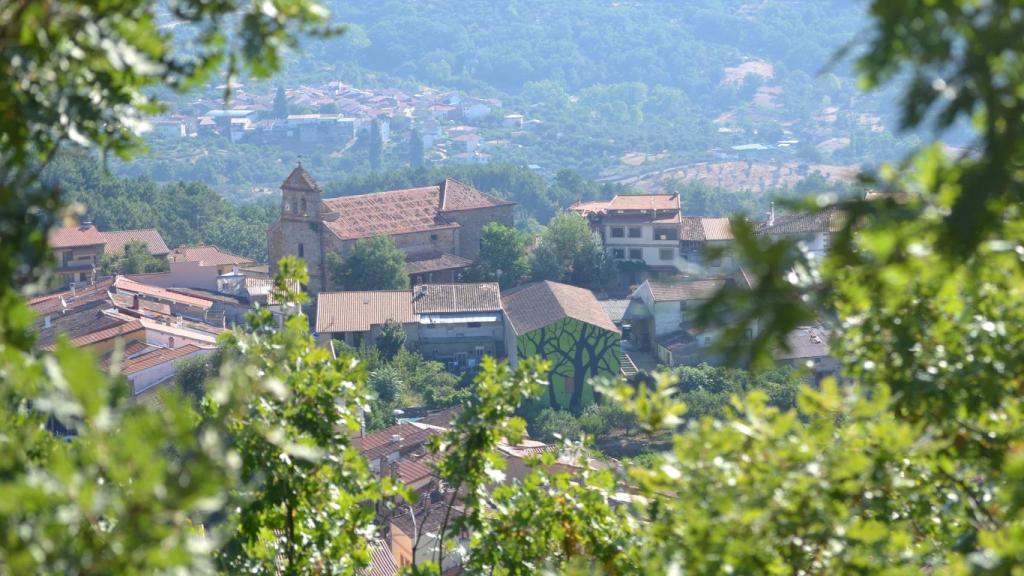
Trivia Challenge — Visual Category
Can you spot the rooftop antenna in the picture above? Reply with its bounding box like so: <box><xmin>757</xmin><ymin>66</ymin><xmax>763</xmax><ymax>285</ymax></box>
<box><xmin>296</xmin><ymin>154</ymin><xmax>303</xmax><ymax>167</ymax></box>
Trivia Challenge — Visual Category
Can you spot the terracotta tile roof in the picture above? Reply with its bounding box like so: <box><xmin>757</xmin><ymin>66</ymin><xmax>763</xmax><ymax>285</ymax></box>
<box><xmin>775</xmin><ymin>326</ymin><xmax>831</xmax><ymax>361</ymax></box>
<box><xmin>119</xmin><ymin>344</ymin><xmax>211</xmax><ymax>375</ymax></box>
<box><xmin>281</xmin><ymin>165</ymin><xmax>321</xmax><ymax>192</ymax></box>
<box><xmin>607</xmin><ymin>194</ymin><xmax>679</xmax><ymax>211</ymax></box>
<box><xmin>603</xmin><ymin>212</ymin><xmax>682</xmax><ymax>225</ymax></box>
<box><xmin>502</xmin><ymin>281</ymin><xmax>620</xmax><ymax>336</ymax></box>
<box><xmin>29</xmin><ymin>278</ymin><xmax>115</xmax><ymax>315</ymax></box>
<box><xmin>680</xmin><ymin>217</ymin><xmax>734</xmax><ymax>241</ymax></box>
<box><xmin>358</xmin><ymin>539</ymin><xmax>398</xmax><ymax>576</ymax></box>
<box><xmin>168</xmin><ymin>244</ymin><xmax>255</xmax><ymax>267</ymax></box>
<box><xmin>758</xmin><ymin>207</ymin><xmax>846</xmax><ymax>236</ymax></box>
<box><xmin>320</xmin><ymin>179</ymin><xmax>511</xmax><ymax>241</ymax></box>
<box><xmin>48</xmin><ymin>224</ymin><xmax>106</xmax><ymax>249</ymax></box>
<box><xmin>438</xmin><ymin>178</ymin><xmax>512</xmax><ymax>211</ymax></box>
<box><xmin>315</xmin><ymin>290</ymin><xmax>416</xmax><ymax>333</ymax></box>
<box><xmin>353</xmin><ymin>422</ymin><xmax>440</xmax><ymax>460</ymax></box>
<box><xmin>42</xmin><ymin>319</ymin><xmax>144</xmax><ymax>351</ymax></box>
<box><xmin>396</xmin><ymin>458</ymin><xmax>434</xmax><ymax>485</ymax></box>
<box><xmin>411</xmin><ymin>283</ymin><xmax>500</xmax><ymax>314</ymax></box>
<box><xmin>568</xmin><ymin>200</ymin><xmax>611</xmax><ymax>216</ymax></box>
<box><xmin>100</xmin><ymin>229</ymin><xmax>170</xmax><ymax>256</ymax></box>
<box><xmin>642</xmin><ymin>278</ymin><xmax>726</xmax><ymax>302</ymax></box>
<box><xmin>404</xmin><ymin>251</ymin><xmax>473</xmax><ymax>275</ymax></box>
<box><xmin>322</xmin><ymin>186</ymin><xmax>456</xmax><ymax>240</ymax></box>
<box><xmin>114</xmin><ymin>276</ymin><xmax>214</xmax><ymax>310</ymax></box>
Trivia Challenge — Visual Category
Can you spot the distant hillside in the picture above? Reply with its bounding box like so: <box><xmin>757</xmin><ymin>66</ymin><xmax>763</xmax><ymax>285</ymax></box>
<box><xmin>129</xmin><ymin>1</ymin><xmax>915</xmax><ymax>195</ymax></box>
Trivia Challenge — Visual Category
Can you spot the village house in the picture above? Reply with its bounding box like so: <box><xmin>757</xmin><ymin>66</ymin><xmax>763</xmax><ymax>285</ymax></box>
<box><xmin>315</xmin><ymin>283</ymin><xmax>506</xmax><ymax>371</ymax></box>
<box><xmin>624</xmin><ymin>272</ymin><xmax>757</xmax><ymax>367</ymax></box>
<box><xmin>502</xmin><ymin>281</ymin><xmax>621</xmax><ymax>412</ymax></box>
<box><xmin>570</xmin><ymin>194</ymin><xmax>687</xmax><ymax>277</ymax></box>
<box><xmin>268</xmin><ymin>166</ymin><xmax>514</xmax><ymax>292</ymax></box>
<box><xmin>130</xmin><ymin>244</ymin><xmax>256</xmax><ymax>292</ymax></box>
<box><xmin>774</xmin><ymin>325</ymin><xmax>840</xmax><ymax>383</ymax></box>
<box><xmin>757</xmin><ymin>205</ymin><xmax>846</xmax><ymax>259</ymax></box>
<box><xmin>47</xmin><ymin>224</ymin><xmax>170</xmax><ymax>286</ymax></box>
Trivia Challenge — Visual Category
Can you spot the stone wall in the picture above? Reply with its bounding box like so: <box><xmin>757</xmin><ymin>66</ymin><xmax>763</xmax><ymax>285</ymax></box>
<box><xmin>269</xmin><ymin>218</ymin><xmax>325</xmax><ymax>292</ymax></box>
<box><xmin>443</xmin><ymin>204</ymin><xmax>514</xmax><ymax>258</ymax></box>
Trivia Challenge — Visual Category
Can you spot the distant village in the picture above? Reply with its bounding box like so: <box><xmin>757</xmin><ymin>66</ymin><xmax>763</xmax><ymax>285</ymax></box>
<box><xmin>39</xmin><ymin>165</ymin><xmax>840</xmax><ymax>573</ymax></box>
<box><xmin>151</xmin><ymin>81</ymin><xmax>536</xmax><ymax>166</ymax></box>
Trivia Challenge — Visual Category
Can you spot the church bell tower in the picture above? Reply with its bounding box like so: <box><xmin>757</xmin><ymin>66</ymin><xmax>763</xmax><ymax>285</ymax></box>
<box><xmin>270</xmin><ymin>163</ymin><xmax>325</xmax><ymax>293</ymax></box>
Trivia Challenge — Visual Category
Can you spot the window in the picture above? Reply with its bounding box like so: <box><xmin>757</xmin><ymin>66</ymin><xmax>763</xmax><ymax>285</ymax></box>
<box><xmin>297</xmin><ymin>243</ymin><xmax>304</xmax><ymax>258</ymax></box>
<box><xmin>610</xmin><ymin>226</ymin><xmax>624</xmax><ymax>238</ymax></box>
<box><xmin>628</xmin><ymin>227</ymin><xmax>642</xmax><ymax>238</ymax></box>
<box><xmin>659</xmin><ymin>248</ymin><xmax>674</xmax><ymax>261</ymax></box>
<box><xmin>612</xmin><ymin>248</ymin><xmax>625</xmax><ymax>259</ymax></box>
<box><xmin>430</xmin><ymin>234</ymin><xmax>438</xmax><ymax>242</ymax></box>
<box><xmin>679</xmin><ymin>301</ymin><xmax>688</xmax><ymax>311</ymax></box>
<box><xmin>300</xmin><ymin>197</ymin><xmax>307</xmax><ymax>214</ymax></box>
<box><xmin>629</xmin><ymin>248</ymin><xmax>642</xmax><ymax>260</ymax></box>
<box><xmin>654</xmin><ymin>228</ymin><xmax>679</xmax><ymax>241</ymax></box>
<box><xmin>467</xmin><ymin>322</ymin><xmax>482</xmax><ymax>328</ymax></box>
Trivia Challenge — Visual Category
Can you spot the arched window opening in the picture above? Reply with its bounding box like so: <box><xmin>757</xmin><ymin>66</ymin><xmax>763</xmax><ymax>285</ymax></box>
<box><xmin>300</xmin><ymin>197</ymin><xmax>307</xmax><ymax>214</ymax></box>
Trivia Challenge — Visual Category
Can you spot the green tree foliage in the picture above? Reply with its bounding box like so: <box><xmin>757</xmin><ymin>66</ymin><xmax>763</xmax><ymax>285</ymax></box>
<box><xmin>376</xmin><ymin>319</ymin><xmax>407</xmax><ymax>361</ymax></box>
<box><xmin>174</xmin><ymin>349</ymin><xmax>222</xmax><ymax>407</ymax></box>
<box><xmin>367</xmin><ymin>120</ymin><xmax>383</xmax><ymax>172</ymax></box>
<box><xmin>468</xmin><ymin>222</ymin><xmax>528</xmax><ymax>288</ymax></box>
<box><xmin>408</xmin><ymin>129</ymin><xmax>425</xmax><ymax>169</ymax></box>
<box><xmin>0</xmin><ymin>0</ymin><xmax>340</xmax><ymax>570</ymax></box>
<box><xmin>44</xmin><ymin>152</ymin><xmax>275</xmax><ymax>261</ymax></box>
<box><xmin>213</xmin><ymin>258</ymin><xmax>394</xmax><ymax>574</ymax></box>
<box><xmin>274</xmin><ymin>86</ymin><xmax>290</xmax><ymax>119</ymax></box>
<box><xmin>368</xmin><ymin>365</ymin><xmax>404</xmax><ymax>405</ymax></box>
<box><xmin>99</xmin><ymin>240</ymin><xmax>170</xmax><ymax>276</ymax></box>
<box><xmin>326</xmin><ymin>236</ymin><xmax>410</xmax><ymax>290</ymax></box>
<box><xmin>530</xmin><ymin>211</ymin><xmax>608</xmax><ymax>289</ymax></box>
<box><xmin>531</xmin><ymin>408</ymin><xmax>582</xmax><ymax>442</ymax></box>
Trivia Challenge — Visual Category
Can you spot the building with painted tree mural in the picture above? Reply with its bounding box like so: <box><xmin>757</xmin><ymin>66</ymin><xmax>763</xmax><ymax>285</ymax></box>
<box><xmin>502</xmin><ymin>281</ymin><xmax>621</xmax><ymax>412</ymax></box>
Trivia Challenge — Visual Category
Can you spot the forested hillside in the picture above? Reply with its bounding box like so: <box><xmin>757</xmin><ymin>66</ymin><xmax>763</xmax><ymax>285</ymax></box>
<box><xmin>126</xmin><ymin>0</ymin><xmax>913</xmax><ymax>197</ymax></box>
<box><xmin>45</xmin><ymin>152</ymin><xmax>276</xmax><ymax>261</ymax></box>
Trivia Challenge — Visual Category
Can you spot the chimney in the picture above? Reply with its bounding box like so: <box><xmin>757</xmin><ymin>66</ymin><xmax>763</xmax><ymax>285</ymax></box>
<box><xmin>391</xmin><ymin>434</ymin><xmax>403</xmax><ymax>445</ymax></box>
<box><xmin>69</xmin><ymin>282</ymin><xmax>76</xmax><ymax>298</ymax></box>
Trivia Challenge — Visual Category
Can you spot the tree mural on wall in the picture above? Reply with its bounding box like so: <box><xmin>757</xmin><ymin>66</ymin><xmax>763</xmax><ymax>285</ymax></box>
<box><xmin>519</xmin><ymin>318</ymin><xmax>620</xmax><ymax>412</ymax></box>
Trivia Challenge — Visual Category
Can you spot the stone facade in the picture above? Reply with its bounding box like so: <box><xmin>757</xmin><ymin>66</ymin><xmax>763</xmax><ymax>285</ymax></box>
<box><xmin>268</xmin><ymin>166</ymin><xmax>514</xmax><ymax>293</ymax></box>
<box><xmin>443</xmin><ymin>205</ymin><xmax>515</xmax><ymax>259</ymax></box>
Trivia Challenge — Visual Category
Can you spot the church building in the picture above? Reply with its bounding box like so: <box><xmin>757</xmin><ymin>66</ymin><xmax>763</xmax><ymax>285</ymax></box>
<box><xmin>268</xmin><ymin>166</ymin><xmax>515</xmax><ymax>293</ymax></box>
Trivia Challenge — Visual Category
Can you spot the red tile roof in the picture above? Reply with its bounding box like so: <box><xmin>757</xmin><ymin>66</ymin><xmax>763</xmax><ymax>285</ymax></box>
<box><xmin>113</xmin><ymin>276</ymin><xmax>214</xmax><ymax>310</ymax></box>
<box><xmin>607</xmin><ymin>194</ymin><xmax>679</xmax><ymax>211</ymax></box>
<box><xmin>168</xmin><ymin>244</ymin><xmax>254</xmax><ymax>267</ymax></box>
<box><xmin>315</xmin><ymin>290</ymin><xmax>416</xmax><ymax>333</ymax></box>
<box><xmin>680</xmin><ymin>217</ymin><xmax>734</xmax><ymax>241</ymax></box>
<box><xmin>758</xmin><ymin>207</ymin><xmax>846</xmax><ymax>236</ymax></box>
<box><xmin>119</xmin><ymin>344</ymin><xmax>211</xmax><ymax>375</ymax></box>
<box><xmin>412</xmin><ymin>283</ymin><xmax>501</xmax><ymax>314</ymax></box>
<box><xmin>643</xmin><ymin>278</ymin><xmax>726</xmax><ymax>302</ymax></box>
<box><xmin>320</xmin><ymin>179</ymin><xmax>510</xmax><ymax>241</ymax></box>
<box><xmin>404</xmin><ymin>251</ymin><xmax>473</xmax><ymax>275</ymax></box>
<box><xmin>396</xmin><ymin>458</ymin><xmax>434</xmax><ymax>485</ymax></box>
<box><xmin>48</xmin><ymin>225</ymin><xmax>106</xmax><ymax>249</ymax></box>
<box><xmin>29</xmin><ymin>278</ymin><xmax>115</xmax><ymax>315</ymax></box>
<box><xmin>281</xmin><ymin>165</ymin><xmax>321</xmax><ymax>192</ymax></box>
<box><xmin>42</xmin><ymin>319</ymin><xmax>144</xmax><ymax>351</ymax></box>
<box><xmin>100</xmin><ymin>229</ymin><xmax>170</xmax><ymax>256</ymax></box>
<box><xmin>353</xmin><ymin>422</ymin><xmax>441</xmax><ymax>460</ymax></box>
<box><xmin>502</xmin><ymin>281</ymin><xmax>620</xmax><ymax>335</ymax></box>
<box><xmin>439</xmin><ymin>178</ymin><xmax>512</xmax><ymax>211</ymax></box>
